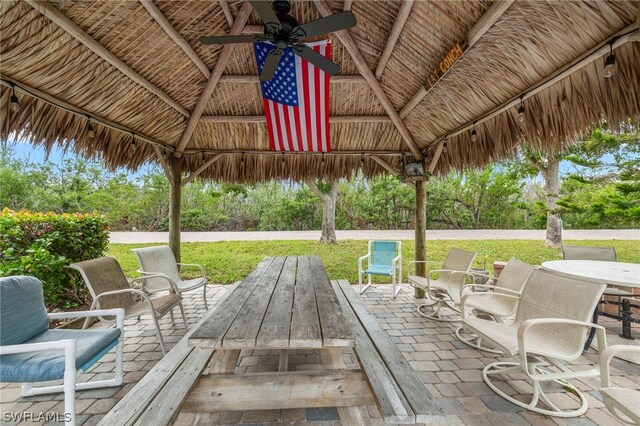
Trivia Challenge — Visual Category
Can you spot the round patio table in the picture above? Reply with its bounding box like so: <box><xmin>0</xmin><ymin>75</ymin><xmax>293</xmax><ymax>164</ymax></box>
<box><xmin>541</xmin><ymin>260</ymin><xmax>640</xmax><ymax>345</ymax></box>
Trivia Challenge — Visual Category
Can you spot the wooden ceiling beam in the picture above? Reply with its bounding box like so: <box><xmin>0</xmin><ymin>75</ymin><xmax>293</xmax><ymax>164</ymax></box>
<box><xmin>370</xmin><ymin>155</ymin><xmax>401</xmax><ymax>176</ymax></box>
<box><xmin>139</xmin><ymin>0</ymin><xmax>211</xmax><ymax>79</ymax></box>
<box><xmin>200</xmin><ymin>115</ymin><xmax>392</xmax><ymax>123</ymax></box>
<box><xmin>399</xmin><ymin>0</ymin><xmax>514</xmax><ymax>119</ymax></box>
<box><xmin>218</xmin><ymin>75</ymin><xmax>365</xmax><ymax>83</ymax></box>
<box><xmin>25</xmin><ymin>0</ymin><xmax>190</xmax><ymax>118</ymax></box>
<box><xmin>343</xmin><ymin>0</ymin><xmax>353</xmax><ymax>12</ymax></box>
<box><xmin>313</xmin><ymin>0</ymin><xmax>423</xmax><ymax>160</ymax></box>
<box><xmin>374</xmin><ymin>0</ymin><xmax>414</xmax><ymax>79</ymax></box>
<box><xmin>181</xmin><ymin>149</ymin><xmax>410</xmax><ymax>156</ymax></box>
<box><xmin>182</xmin><ymin>154</ymin><xmax>223</xmax><ymax>186</ymax></box>
<box><xmin>219</xmin><ymin>0</ymin><xmax>234</xmax><ymax>28</ymax></box>
<box><xmin>174</xmin><ymin>2</ymin><xmax>253</xmax><ymax>156</ymax></box>
<box><xmin>0</xmin><ymin>76</ymin><xmax>173</xmax><ymax>151</ymax></box>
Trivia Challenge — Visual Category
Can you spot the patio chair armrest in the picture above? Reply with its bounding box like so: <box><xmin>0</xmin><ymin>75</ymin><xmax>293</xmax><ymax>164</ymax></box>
<box><xmin>407</xmin><ymin>260</ymin><xmax>440</xmax><ymax>275</ymax></box>
<box><xmin>517</xmin><ymin>318</ymin><xmax>607</xmax><ymax>375</ymax></box>
<box><xmin>392</xmin><ymin>255</ymin><xmax>402</xmax><ymax>264</ymax></box>
<box><xmin>358</xmin><ymin>254</ymin><xmax>370</xmax><ymax>271</ymax></box>
<box><xmin>460</xmin><ymin>291</ymin><xmax>520</xmax><ymax>319</ymax></box>
<box><xmin>47</xmin><ymin>308</ymin><xmax>125</xmax><ymax>329</ymax></box>
<box><xmin>0</xmin><ymin>339</ymin><xmax>76</xmax><ymax>356</ymax></box>
<box><xmin>459</xmin><ymin>282</ymin><xmax>518</xmax><ymax>298</ymax></box>
<box><xmin>600</xmin><ymin>345</ymin><xmax>640</xmax><ymax>387</ymax></box>
<box><xmin>177</xmin><ymin>263</ymin><xmax>207</xmax><ymax>277</ymax></box>
<box><xmin>131</xmin><ymin>274</ymin><xmax>181</xmax><ymax>295</ymax></box>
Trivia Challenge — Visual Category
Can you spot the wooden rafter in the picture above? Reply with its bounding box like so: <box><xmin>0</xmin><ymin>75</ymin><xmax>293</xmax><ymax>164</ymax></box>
<box><xmin>370</xmin><ymin>155</ymin><xmax>400</xmax><ymax>176</ymax></box>
<box><xmin>139</xmin><ymin>0</ymin><xmax>210</xmax><ymax>79</ymax></box>
<box><xmin>200</xmin><ymin>115</ymin><xmax>392</xmax><ymax>123</ymax></box>
<box><xmin>153</xmin><ymin>144</ymin><xmax>173</xmax><ymax>180</ymax></box>
<box><xmin>25</xmin><ymin>0</ymin><xmax>190</xmax><ymax>118</ymax></box>
<box><xmin>343</xmin><ymin>0</ymin><xmax>353</xmax><ymax>12</ymax></box>
<box><xmin>399</xmin><ymin>0</ymin><xmax>514</xmax><ymax>119</ymax></box>
<box><xmin>0</xmin><ymin>76</ymin><xmax>172</xmax><ymax>150</ymax></box>
<box><xmin>218</xmin><ymin>75</ymin><xmax>365</xmax><ymax>83</ymax></box>
<box><xmin>182</xmin><ymin>154</ymin><xmax>223</xmax><ymax>186</ymax></box>
<box><xmin>174</xmin><ymin>2</ymin><xmax>253</xmax><ymax>156</ymax></box>
<box><xmin>425</xmin><ymin>25</ymin><xmax>639</xmax><ymax>150</ymax></box>
<box><xmin>313</xmin><ymin>0</ymin><xmax>423</xmax><ymax>160</ymax></box>
<box><xmin>374</xmin><ymin>0</ymin><xmax>414</xmax><ymax>79</ymax></box>
<box><xmin>219</xmin><ymin>0</ymin><xmax>234</xmax><ymax>28</ymax></box>
<box><xmin>427</xmin><ymin>142</ymin><xmax>444</xmax><ymax>173</ymax></box>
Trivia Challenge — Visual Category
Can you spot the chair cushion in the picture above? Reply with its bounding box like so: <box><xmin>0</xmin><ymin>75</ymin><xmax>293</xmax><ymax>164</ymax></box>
<box><xmin>0</xmin><ymin>328</ymin><xmax>121</xmax><ymax>382</ymax></box>
<box><xmin>364</xmin><ymin>265</ymin><xmax>393</xmax><ymax>275</ymax></box>
<box><xmin>0</xmin><ymin>276</ymin><xmax>49</xmax><ymax>345</ymax></box>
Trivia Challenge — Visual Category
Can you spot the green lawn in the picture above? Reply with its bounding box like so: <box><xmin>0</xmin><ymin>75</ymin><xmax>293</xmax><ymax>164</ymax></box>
<box><xmin>107</xmin><ymin>239</ymin><xmax>640</xmax><ymax>284</ymax></box>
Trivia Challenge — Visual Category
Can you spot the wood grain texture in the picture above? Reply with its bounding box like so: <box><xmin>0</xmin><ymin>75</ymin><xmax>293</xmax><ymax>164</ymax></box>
<box><xmin>290</xmin><ymin>257</ymin><xmax>322</xmax><ymax>348</ymax></box>
<box><xmin>321</xmin><ymin>348</ymin><xmax>370</xmax><ymax>424</ymax></box>
<box><xmin>337</xmin><ymin>280</ymin><xmax>445</xmax><ymax>422</ymax></box>
<box><xmin>98</xmin><ymin>284</ymin><xmax>237</xmax><ymax>426</ymax></box>
<box><xmin>189</xmin><ymin>257</ymin><xmax>275</xmax><ymax>348</ymax></box>
<box><xmin>256</xmin><ymin>257</ymin><xmax>297</xmax><ymax>348</ymax></box>
<box><xmin>223</xmin><ymin>256</ymin><xmax>286</xmax><ymax>347</ymax></box>
<box><xmin>330</xmin><ymin>280</ymin><xmax>415</xmax><ymax>424</ymax></box>
<box><xmin>182</xmin><ymin>370</ymin><xmax>374</xmax><ymax>412</ymax></box>
<box><xmin>310</xmin><ymin>256</ymin><xmax>354</xmax><ymax>347</ymax></box>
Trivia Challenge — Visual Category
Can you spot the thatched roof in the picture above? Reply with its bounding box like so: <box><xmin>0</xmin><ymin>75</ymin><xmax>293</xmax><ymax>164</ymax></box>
<box><xmin>1</xmin><ymin>0</ymin><xmax>638</xmax><ymax>182</ymax></box>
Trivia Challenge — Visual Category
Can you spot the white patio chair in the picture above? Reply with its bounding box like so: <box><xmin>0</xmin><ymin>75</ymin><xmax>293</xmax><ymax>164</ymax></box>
<box><xmin>456</xmin><ymin>257</ymin><xmax>535</xmax><ymax>353</ymax></box>
<box><xmin>132</xmin><ymin>245</ymin><xmax>209</xmax><ymax>309</ymax></box>
<box><xmin>69</xmin><ymin>256</ymin><xmax>186</xmax><ymax>354</ymax></box>
<box><xmin>358</xmin><ymin>240</ymin><xmax>402</xmax><ymax>298</ymax></box>
<box><xmin>408</xmin><ymin>247</ymin><xmax>477</xmax><ymax>322</ymax></box>
<box><xmin>462</xmin><ymin>269</ymin><xmax>608</xmax><ymax>417</ymax></box>
<box><xmin>0</xmin><ymin>276</ymin><xmax>124</xmax><ymax>426</ymax></box>
<box><xmin>599</xmin><ymin>345</ymin><xmax>640</xmax><ymax>424</ymax></box>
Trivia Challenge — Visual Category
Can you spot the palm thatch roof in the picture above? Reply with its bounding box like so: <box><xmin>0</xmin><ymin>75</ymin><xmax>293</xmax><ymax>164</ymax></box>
<box><xmin>1</xmin><ymin>0</ymin><xmax>638</xmax><ymax>182</ymax></box>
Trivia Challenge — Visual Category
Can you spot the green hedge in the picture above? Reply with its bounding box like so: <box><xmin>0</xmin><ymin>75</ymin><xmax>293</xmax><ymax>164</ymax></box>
<box><xmin>0</xmin><ymin>209</ymin><xmax>109</xmax><ymax>309</ymax></box>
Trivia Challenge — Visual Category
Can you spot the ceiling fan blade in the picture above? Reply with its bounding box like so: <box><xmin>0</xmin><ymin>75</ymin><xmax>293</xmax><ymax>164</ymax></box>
<box><xmin>293</xmin><ymin>11</ymin><xmax>357</xmax><ymax>38</ymax></box>
<box><xmin>249</xmin><ymin>0</ymin><xmax>281</xmax><ymax>30</ymax></box>
<box><xmin>199</xmin><ymin>35</ymin><xmax>258</xmax><ymax>44</ymax></box>
<box><xmin>293</xmin><ymin>44</ymin><xmax>340</xmax><ymax>75</ymax></box>
<box><xmin>260</xmin><ymin>48</ymin><xmax>283</xmax><ymax>81</ymax></box>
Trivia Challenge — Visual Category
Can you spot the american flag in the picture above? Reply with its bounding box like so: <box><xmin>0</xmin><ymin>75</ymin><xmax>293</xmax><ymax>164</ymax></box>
<box><xmin>254</xmin><ymin>40</ymin><xmax>331</xmax><ymax>152</ymax></box>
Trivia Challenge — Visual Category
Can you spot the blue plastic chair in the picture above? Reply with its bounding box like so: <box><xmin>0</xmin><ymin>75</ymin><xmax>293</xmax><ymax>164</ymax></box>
<box><xmin>358</xmin><ymin>240</ymin><xmax>402</xmax><ymax>298</ymax></box>
<box><xmin>0</xmin><ymin>276</ymin><xmax>124</xmax><ymax>425</ymax></box>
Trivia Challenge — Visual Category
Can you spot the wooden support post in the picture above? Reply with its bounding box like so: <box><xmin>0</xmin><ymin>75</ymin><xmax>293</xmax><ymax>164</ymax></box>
<box><xmin>414</xmin><ymin>180</ymin><xmax>427</xmax><ymax>298</ymax></box>
<box><xmin>169</xmin><ymin>156</ymin><xmax>182</xmax><ymax>262</ymax></box>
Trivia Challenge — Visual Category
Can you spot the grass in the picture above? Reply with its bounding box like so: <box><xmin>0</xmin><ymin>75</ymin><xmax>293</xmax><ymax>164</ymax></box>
<box><xmin>107</xmin><ymin>239</ymin><xmax>640</xmax><ymax>284</ymax></box>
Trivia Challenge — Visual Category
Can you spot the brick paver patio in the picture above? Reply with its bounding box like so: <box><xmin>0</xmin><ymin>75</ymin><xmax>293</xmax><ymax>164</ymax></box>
<box><xmin>1</xmin><ymin>284</ymin><xmax>638</xmax><ymax>425</ymax></box>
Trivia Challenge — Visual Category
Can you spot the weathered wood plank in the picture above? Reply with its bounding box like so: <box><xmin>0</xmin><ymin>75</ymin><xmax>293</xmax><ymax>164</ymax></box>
<box><xmin>133</xmin><ymin>347</ymin><xmax>213</xmax><ymax>426</ymax></box>
<box><xmin>321</xmin><ymin>348</ymin><xmax>370</xmax><ymax>424</ymax></box>
<box><xmin>337</xmin><ymin>280</ymin><xmax>445</xmax><ymax>423</ymax></box>
<box><xmin>209</xmin><ymin>349</ymin><xmax>241</xmax><ymax>374</ymax></box>
<box><xmin>189</xmin><ymin>258</ymin><xmax>275</xmax><ymax>348</ymax></box>
<box><xmin>330</xmin><ymin>281</ymin><xmax>415</xmax><ymax>424</ymax></box>
<box><xmin>256</xmin><ymin>256</ymin><xmax>297</xmax><ymax>348</ymax></box>
<box><xmin>182</xmin><ymin>370</ymin><xmax>374</xmax><ymax>412</ymax></box>
<box><xmin>278</xmin><ymin>350</ymin><xmax>289</xmax><ymax>372</ymax></box>
<box><xmin>99</xmin><ymin>285</ymin><xmax>237</xmax><ymax>426</ymax></box>
<box><xmin>290</xmin><ymin>257</ymin><xmax>322</xmax><ymax>348</ymax></box>
<box><xmin>310</xmin><ymin>256</ymin><xmax>354</xmax><ymax>347</ymax></box>
<box><xmin>223</xmin><ymin>257</ymin><xmax>286</xmax><ymax>347</ymax></box>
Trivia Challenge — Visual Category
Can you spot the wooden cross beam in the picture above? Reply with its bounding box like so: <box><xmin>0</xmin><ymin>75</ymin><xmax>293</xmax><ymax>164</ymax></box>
<box><xmin>182</xmin><ymin>154</ymin><xmax>223</xmax><ymax>186</ymax></box>
<box><xmin>375</xmin><ymin>0</ymin><xmax>414</xmax><ymax>79</ymax></box>
<box><xmin>139</xmin><ymin>0</ymin><xmax>210</xmax><ymax>79</ymax></box>
<box><xmin>25</xmin><ymin>0</ymin><xmax>190</xmax><ymax>118</ymax></box>
<box><xmin>399</xmin><ymin>0</ymin><xmax>514</xmax><ymax>119</ymax></box>
<box><xmin>218</xmin><ymin>75</ymin><xmax>365</xmax><ymax>83</ymax></box>
<box><xmin>313</xmin><ymin>0</ymin><xmax>423</xmax><ymax>160</ymax></box>
<box><xmin>199</xmin><ymin>115</ymin><xmax>392</xmax><ymax>123</ymax></box>
<box><xmin>174</xmin><ymin>2</ymin><xmax>253</xmax><ymax>156</ymax></box>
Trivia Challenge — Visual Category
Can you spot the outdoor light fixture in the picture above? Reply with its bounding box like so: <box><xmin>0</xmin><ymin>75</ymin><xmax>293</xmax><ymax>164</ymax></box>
<box><xmin>361</xmin><ymin>153</ymin><xmax>365</xmax><ymax>165</ymax></box>
<box><xmin>443</xmin><ymin>139</ymin><xmax>448</xmax><ymax>153</ymax></box>
<box><xmin>321</xmin><ymin>153</ymin><xmax>325</xmax><ymax>163</ymax></box>
<box><xmin>404</xmin><ymin>162</ymin><xmax>424</xmax><ymax>176</ymax></box>
<box><xmin>241</xmin><ymin>152</ymin><xmax>245</xmax><ymax>166</ymax></box>
<box><xmin>604</xmin><ymin>43</ymin><xmax>616</xmax><ymax>78</ymax></box>
<box><xmin>471</xmin><ymin>123</ymin><xmax>477</xmax><ymax>142</ymax></box>
<box><xmin>130</xmin><ymin>132</ymin><xmax>137</xmax><ymax>149</ymax></box>
<box><xmin>282</xmin><ymin>153</ymin><xmax>285</xmax><ymax>163</ymax></box>
<box><xmin>87</xmin><ymin>117</ymin><xmax>95</xmax><ymax>139</ymax></box>
<box><xmin>10</xmin><ymin>84</ymin><xmax>20</xmax><ymax>113</ymax></box>
<box><xmin>201</xmin><ymin>152</ymin><xmax>206</xmax><ymax>161</ymax></box>
<box><xmin>517</xmin><ymin>97</ymin><xmax>525</xmax><ymax>123</ymax></box>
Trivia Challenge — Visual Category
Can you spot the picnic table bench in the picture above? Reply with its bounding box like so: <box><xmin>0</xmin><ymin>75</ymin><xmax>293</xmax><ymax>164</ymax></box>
<box><xmin>100</xmin><ymin>256</ymin><xmax>443</xmax><ymax>425</ymax></box>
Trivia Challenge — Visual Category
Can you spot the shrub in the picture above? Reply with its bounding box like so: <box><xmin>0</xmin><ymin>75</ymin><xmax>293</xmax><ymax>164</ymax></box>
<box><xmin>0</xmin><ymin>209</ymin><xmax>109</xmax><ymax>309</ymax></box>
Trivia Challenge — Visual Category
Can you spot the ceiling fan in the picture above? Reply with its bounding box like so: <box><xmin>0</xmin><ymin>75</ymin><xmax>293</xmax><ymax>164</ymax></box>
<box><xmin>199</xmin><ymin>0</ymin><xmax>356</xmax><ymax>81</ymax></box>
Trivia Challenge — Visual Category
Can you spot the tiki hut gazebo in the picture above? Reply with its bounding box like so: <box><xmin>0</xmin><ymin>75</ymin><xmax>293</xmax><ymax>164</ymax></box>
<box><xmin>1</xmin><ymin>0</ymin><xmax>639</xmax><ymax>268</ymax></box>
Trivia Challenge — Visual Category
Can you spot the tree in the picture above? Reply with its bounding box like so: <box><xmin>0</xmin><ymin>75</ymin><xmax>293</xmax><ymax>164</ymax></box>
<box><xmin>525</xmin><ymin>150</ymin><xmax>564</xmax><ymax>248</ymax></box>
<box><xmin>306</xmin><ymin>179</ymin><xmax>338</xmax><ymax>243</ymax></box>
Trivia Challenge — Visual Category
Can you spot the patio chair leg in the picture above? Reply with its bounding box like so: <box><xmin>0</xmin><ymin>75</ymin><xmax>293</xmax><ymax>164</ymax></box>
<box><xmin>170</xmin><ymin>309</ymin><xmax>175</xmax><ymax>325</ymax></box>
<box><xmin>152</xmin><ymin>314</ymin><xmax>168</xmax><ymax>354</ymax></box>
<box><xmin>178</xmin><ymin>301</ymin><xmax>187</xmax><ymax>328</ymax></box>
<box><xmin>64</xmin><ymin>341</ymin><xmax>76</xmax><ymax>426</ymax></box>
<box><xmin>359</xmin><ymin>273</ymin><xmax>371</xmax><ymax>295</ymax></box>
<box><xmin>203</xmin><ymin>284</ymin><xmax>208</xmax><ymax>310</ymax></box>
<box><xmin>454</xmin><ymin>326</ymin><xmax>504</xmax><ymax>354</ymax></box>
